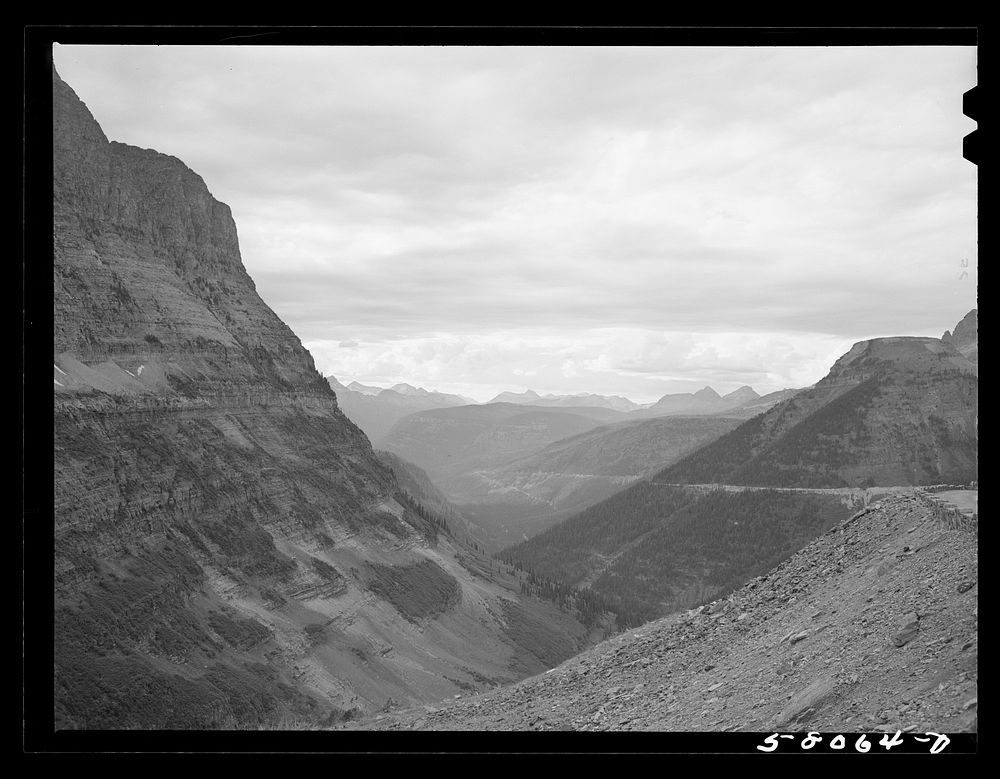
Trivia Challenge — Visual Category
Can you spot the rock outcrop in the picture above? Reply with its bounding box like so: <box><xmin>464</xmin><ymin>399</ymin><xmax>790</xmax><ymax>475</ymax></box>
<box><xmin>942</xmin><ymin>309</ymin><xmax>978</xmax><ymax>365</ymax></box>
<box><xmin>52</xmin><ymin>69</ymin><xmax>595</xmax><ymax>730</ymax></box>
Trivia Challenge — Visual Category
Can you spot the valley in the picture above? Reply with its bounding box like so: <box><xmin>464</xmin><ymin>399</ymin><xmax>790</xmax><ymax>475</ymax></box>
<box><xmin>345</xmin><ymin>491</ymin><xmax>979</xmax><ymax>733</ymax></box>
<box><xmin>492</xmin><ymin>328</ymin><xmax>978</xmax><ymax>628</ymax></box>
<box><xmin>404</xmin><ymin>414</ymin><xmax>743</xmax><ymax>552</ymax></box>
<box><xmin>45</xmin><ymin>56</ymin><xmax>977</xmax><ymax>741</ymax></box>
<box><xmin>501</xmin><ymin>484</ymin><xmax>858</xmax><ymax>623</ymax></box>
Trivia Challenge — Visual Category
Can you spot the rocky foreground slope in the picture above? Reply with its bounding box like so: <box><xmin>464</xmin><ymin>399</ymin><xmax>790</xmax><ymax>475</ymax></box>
<box><xmin>348</xmin><ymin>493</ymin><xmax>977</xmax><ymax>732</ymax></box>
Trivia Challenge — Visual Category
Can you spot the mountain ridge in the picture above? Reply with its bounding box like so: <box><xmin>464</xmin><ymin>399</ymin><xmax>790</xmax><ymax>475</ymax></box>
<box><xmin>658</xmin><ymin>335</ymin><xmax>977</xmax><ymax>488</ymax></box>
<box><xmin>495</xmin><ymin>328</ymin><xmax>978</xmax><ymax>625</ymax></box>
<box><xmin>440</xmin><ymin>415</ymin><xmax>742</xmax><ymax>551</ymax></box>
<box><xmin>48</xmin><ymin>65</ymin><xmax>977</xmax><ymax>735</ymax></box>
<box><xmin>377</xmin><ymin>402</ymin><xmax>627</xmax><ymax>481</ymax></box>
<box><xmin>325</xmin><ymin>375</ymin><xmax>472</xmax><ymax>442</ymax></box>
<box><xmin>487</xmin><ymin>390</ymin><xmax>644</xmax><ymax>413</ymax></box>
<box><xmin>52</xmin><ymin>68</ymin><xmax>606</xmax><ymax>730</ymax></box>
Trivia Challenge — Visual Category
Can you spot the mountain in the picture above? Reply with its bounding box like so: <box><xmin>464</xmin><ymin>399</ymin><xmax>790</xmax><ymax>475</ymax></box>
<box><xmin>540</xmin><ymin>393</ymin><xmax>645</xmax><ymax>412</ymax></box>
<box><xmin>441</xmin><ymin>415</ymin><xmax>741</xmax><ymax>551</ymax></box>
<box><xmin>487</xmin><ymin>390</ymin><xmax>643</xmax><ymax>413</ymax></box>
<box><xmin>51</xmin><ymin>69</ymin><xmax>604</xmax><ymax>730</ymax></box>
<box><xmin>943</xmin><ymin>308</ymin><xmax>978</xmax><ymax>365</ymax></box>
<box><xmin>377</xmin><ymin>403</ymin><xmax>627</xmax><ymax>480</ymax></box>
<box><xmin>720</xmin><ymin>387</ymin><xmax>803</xmax><ymax>419</ymax></box>
<box><xmin>389</xmin><ymin>383</ymin><xmax>474</xmax><ymax>405</ymax></box>
<box><xmin>495</xmin><ymin>332</ymin><xmax>978</xmax><ymax>622</ymax></box>
<box><xmin>487</xmin><ymin>390</ymin><xmax>543</xmax><ymax>404</ymax></box>
<box><xmin>346</xmin><ymin>380</ymin><xmax>384</xmax><ymax>395</ymax></box>
<box><xmin>721</xmin><ymin>385</ymin><xmax>760</xmax><ymax>405</ymax></box>
<box><xmin>356</xmin><ymin>492</ymin><xmax>978</xmax><ymax>733</ymax></box>
<box><xmin>326</xmin><ymin>376</ymin><xmax>471</xmax><ymax>442</ymax></box>
<box><xmin>374</xmin><ymin>450</ymin><xmax>487</xmax><ymax>548</ymax></box>
<box><xmin>502</xmin><ymin>485</ymin><xmax>858</xmax><ymax>621</ymax></box>
<box><xmin>631</xmin><ymin>384</ymin><xmax>770</xmax><ymax>418</ymax></box>
<box><xmin>389</xmin><ymin>382</ymin><xmax>429</xmax><ymax>396</ymax></box>
<box><xmin>658</xmin><ymin>336</ymin><xmax>978</xmax><ymax>488</ymax></box>
<box><xmin>642</xmin><ymin>386</ymin><xmax>722</xmax><ymax>415</ymax></box>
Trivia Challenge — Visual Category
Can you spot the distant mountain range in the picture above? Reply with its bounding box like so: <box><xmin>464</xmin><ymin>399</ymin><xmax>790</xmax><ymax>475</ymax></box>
<box><xmin>346</xmin><ymin>380</ymin><xmax>385</xmax><ymax>395</ymax></box>
<box><xmin>637</xmin><ymin>385</ymin><xmax>755</xmax><ymax>416</ymax></box>
<box><xmin>331</xmin><ymin>377</ymin><xmax>801</xmax><ymax>465</ymax></box>
<box><xmin>326</xmin><ymin>376</ymin><xmax>474</xmax><ymax>442</ymax></box>
<box><xmin>331</xmin><ymin>376</ymin><xmax>802</xmax><ymax>446</ymax></box>
<box><xmin>486</xmin><ymin>385</ymin><xmax>801</xmax><ymax>418</ymax></box>
<box><xmin>331</xmin><ymin>376</ymin><xmax>472</xmax><ymax>405</ymax></box>
<box><xmin>369</xmin><ymin>381</ymin><xmax>803</xmax><ymax>549</ymax></box>
<box><xmin>500</xmin><ymin>312</ymin><xmax>978</xmax><ymax>621</ymax></box>
<box><xmin>487</xmin><ymin>390</ymin><xmax>645</xmax><ymax>413</ymax></box>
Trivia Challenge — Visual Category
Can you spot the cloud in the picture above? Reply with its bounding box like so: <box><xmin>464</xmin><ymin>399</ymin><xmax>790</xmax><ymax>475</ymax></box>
<box><xmin>53</xmin><ymin>44</ymin><xmax>978</xmax><ymax>401</ymax></box>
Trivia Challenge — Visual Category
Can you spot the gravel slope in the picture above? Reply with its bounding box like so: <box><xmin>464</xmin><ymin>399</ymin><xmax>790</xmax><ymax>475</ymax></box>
<box><xmin>341</xmin><ymin>493</ymin><xmax>977</xmax><ymax>732</ymax></box>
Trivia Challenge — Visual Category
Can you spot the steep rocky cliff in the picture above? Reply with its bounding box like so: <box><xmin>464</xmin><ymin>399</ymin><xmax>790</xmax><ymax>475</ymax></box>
<box><xmin>52</xmin><ymin>69</ymin><xmax>594</xmax><ymax>730</ymax></box>
<box><xmin>942</xmin><ymin>309</ymin><xmax>978</xmax><ymax>366</ymax></box>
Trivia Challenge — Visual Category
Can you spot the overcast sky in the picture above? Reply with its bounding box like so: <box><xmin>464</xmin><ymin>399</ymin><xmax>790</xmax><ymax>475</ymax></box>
<box><xmin>53</xmin><ymin>44</ymin><xmax>977</xmax><ymax>403</ymax></box>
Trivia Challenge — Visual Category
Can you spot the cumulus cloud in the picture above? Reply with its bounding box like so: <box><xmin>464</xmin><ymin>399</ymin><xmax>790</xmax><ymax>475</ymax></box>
<box><xmin>53</xmin><ymin>44</ymin><xmax>977</xmax><ymax>401</ymax></box>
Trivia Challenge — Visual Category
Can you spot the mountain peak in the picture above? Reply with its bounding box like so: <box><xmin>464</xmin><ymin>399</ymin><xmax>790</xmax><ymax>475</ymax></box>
<box><xmin>942</xmin><ymin>309</ymin><xmax>977</xmax><ymax>365</ymax></box>
<box><xmin>487</xmin><ymin>389</ymin><xmax>541</xmax><ymax>404</ymax></box>
<box><xmin>723</xmin><ymin>385</ymin><xmax>760</xmax><ymax>403</ymax></box>
<box><xmin>693</xmin><ymin>386</ymin><xmax>721</xmax><ymax>400</ymax></box>
<box><xmin>390</xmin><ymin>383</ymin><xmax>430</xmax><ymax>397</ymax></box>
<box><xmin>346</xmin><ymin>380</ymin><xmax>384</xmax><ymax>395</ymax></box>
